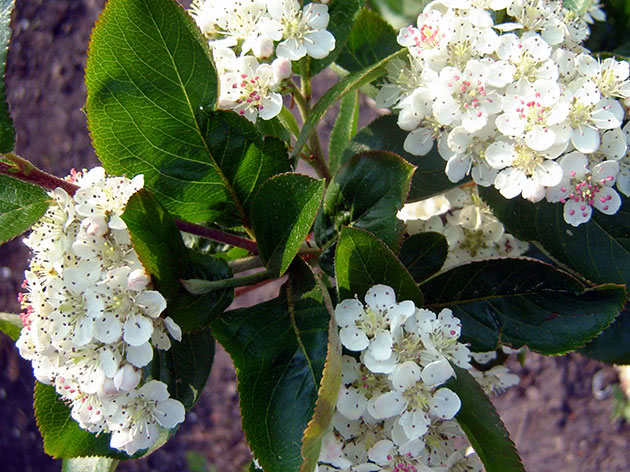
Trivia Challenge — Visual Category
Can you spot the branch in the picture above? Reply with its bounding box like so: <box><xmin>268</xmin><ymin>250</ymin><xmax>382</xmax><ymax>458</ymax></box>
<box><xmin>175</xmin><ymin>219</ymin><xmax>258</xmax><ymax>254</ymax></box>
<box><xmin>0</xmin><ymin>154</ymin><xmax>79</xmax><ymax>195</ymax></box>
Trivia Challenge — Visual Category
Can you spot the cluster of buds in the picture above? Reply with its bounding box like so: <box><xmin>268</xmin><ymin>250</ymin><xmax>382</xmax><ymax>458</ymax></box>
<box><xmin>16</xmin><ymin>168</ymin><xmax>185</xmax><ymax>455</ymax></box>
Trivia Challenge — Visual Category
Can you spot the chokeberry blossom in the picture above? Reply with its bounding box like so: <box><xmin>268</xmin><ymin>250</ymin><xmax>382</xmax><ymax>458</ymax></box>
<box><xmin>16</xmin><ymin>168</ymin><xmax>184</xmax><ymax>454</ymax></box>
<box><xmin>377</xmin><ymin>0</ymin><xmax>627</xmax><ymax>226</ymax></box>
<box><xmin>320</xmin><ymin>285</ymin><xmax>516</xmax><ymax>471</ymax></box>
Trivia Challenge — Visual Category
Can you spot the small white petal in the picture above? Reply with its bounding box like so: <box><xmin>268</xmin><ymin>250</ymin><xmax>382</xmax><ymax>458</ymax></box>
<box><xmin>429</xmin><ymin>388</ymin><xmax>461</xmax><ymax>419</ymax></box>
<box><xmin>421</xmin><ymin>358</ymin><xmax>455</xmax><ymax>386</ymax></box>
<box><xmin>340</xmin><ymin>326</ymin><xmax>369</xmax><ymax>352</ymax></box>
<box><xmin>154</xmin><ymin>399</ymin><xmax>186</xmax><ymax>428</ymax></box>
<box><xmin>123</xmin><ymin>314</ymin><xmax>154</xmax><ymax>346</ymax></box>
<box><xmin>126</xmin><ymin>341</ymin><xmax>154</xmax><ymax>367</ymax></box>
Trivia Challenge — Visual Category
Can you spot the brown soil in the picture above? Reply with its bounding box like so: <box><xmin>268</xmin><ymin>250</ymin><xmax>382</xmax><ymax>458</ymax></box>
<box><xmin>0</xmin><ymin>1</ymin><xmax>628</xmax><ymax>472</ymax></box>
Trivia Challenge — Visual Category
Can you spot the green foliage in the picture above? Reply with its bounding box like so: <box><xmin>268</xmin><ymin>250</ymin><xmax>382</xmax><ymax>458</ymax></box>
<box><xmin>0</xmin><ymin>312</ymin><xmax>21</xmax><ymax>341</ymax></box>
<box><xmin>0</xmin><ymin>0</ymin><xmax>15</xmax><ymax>152</ymax></box>
<box><xmin>122</xmin><ymin>189</ymin><xmax>233</xmax><ymax>332</ymax></box>
<box><xmin>421</xmin><ymin>258</ymin><xmax>626</xmax><ymax>353</ymax></box>
<box><xmin>0</xmin><ymin>174</ymin><xmax>49</xmax><ymax>243</ymax></box>
<box><xmin>335</xmin><ymin>226</ymin><xmax>423</xmax><ymax>306</ymax></box>
<box><xmin>446</xmin><ymin>367</ymin><xmax>526</xmax><ymax>472</ymax></box>
<box><xmin>87</xmin><ymin>0</ymin><xmax>287</xmax><ymax>226</ymax></box>
<box><xmin>399</xmin><ymin>232</ymin><xmax>448</xmax><ymax>282</ymax></box>
<box><xmin>211</xmin><ymin>261</ymin><xmax>333</xmax><ymax>472</ymax></box>
<box><xmin>328</xmin><ymin>90</ymin><xmax>359</xmax><ymax>175</ymax></box>
<box><xmin>480</xmin><ymin>187</ymin><xmax>630</xmax><ymax>291</ymax></box>
<box><xmin>580</xmin><ymin>308</ymin><xmax>630</xmax><ymax>364</ymax></box>
<box><xmin>294</xmin><ymin>49</ymin><xmax>406</xmax><ymax>156</ymax></box>
<box><xmin>151</xmin><ymin>328</ymin><xmax>215</xmax><ymax>410</ymax></box>
<box><xmin>315</xmin><ymin>151</ymin><xmax>415</xmax><ymax>271</ymax></box>
<box><xmin>251</xmin><ymin>173</ymin><xmax>325</xmax><ymax>276</ymax></box>
<box><xmin>62</xmin><ymin>457</ymin><xmax>119</xmax><ymax>472</ymax></box>
<box><xmin>335</xmin><ymin>7</ymin><xmax>400</xmax><ymax>74</ymax></box>
<box><xmin>341</xmin><ymin>115</ymin><xmax>467</xmax><ymax>200</ymax></box>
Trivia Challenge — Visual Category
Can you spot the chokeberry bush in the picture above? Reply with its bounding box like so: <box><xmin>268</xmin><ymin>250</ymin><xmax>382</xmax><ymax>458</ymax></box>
<box><xmin>1</xmin><ymin>0</ymin><xmax>630</xmax><ymax>471</ymax></box>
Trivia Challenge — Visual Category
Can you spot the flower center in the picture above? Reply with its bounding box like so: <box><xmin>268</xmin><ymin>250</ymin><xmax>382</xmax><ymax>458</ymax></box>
<box><xmin>513</xmin><ymin>145</ymin><xmax>545</xmax><ymax>177</ymax></box>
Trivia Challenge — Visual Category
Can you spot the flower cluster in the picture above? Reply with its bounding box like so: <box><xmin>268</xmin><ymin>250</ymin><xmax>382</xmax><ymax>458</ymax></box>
<box><xmin>317</xmin><ymin>285</ymin><xmax>482</xmax><ymax>471</ymax></box>
<box><xmin>190</xmin><ymin>0</ymin><xmax>336</xmax><ymax>122</ymax></box>
<box><xmin>16</xmin><ymin>168</ymin><xmax>185</xmax><ymax>455</ymax></box>
<box><xmin>398</xmin><ymin>186</ymin><xmax>529</xmax><ymax>270</ymax></box>
<box><xmin>377</xmin><ymin>0</ymin><xmax>629</xmax><ymax>226</ymax></box>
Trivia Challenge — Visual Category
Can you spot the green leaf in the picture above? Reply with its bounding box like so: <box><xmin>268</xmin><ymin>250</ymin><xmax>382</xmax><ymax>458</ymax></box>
<box><xmin>122</xmin><ymin>189</ymin><xmax>233</xmax><ymax>332</ymax></box>
<box><xmin>251</xmin><ymin>173</ymin><xmax>325</xmax><ymax>276</ymax></box>
<box><xmin>151</xmin><ymin>328</ymin><xmax>215</xmax><ymax>409</ymax></box>
<box><xmin>0</xmin><ymin>312</ymin><xmax>21</xmax><ymax>341</ymax></box>
<box><xmin>335</xmin><ymin>226</ymin><xmax>423</xmax><ymax>306</ymax></box>
<box><xmin>0</xmin><ymin>0</ymin><xmax>15</xmax><ymax>152</ymax></box>
<box><xmin>328</xmin><ymin>90</ymin><xmax>359</xmax><ymax>175</ymax></box>
<box><xmin>256</xmin><ymin>116</ymin><xmax>291</xmax><ymax>143</ymax></box>
<box><xmin>34</xmin><ymin>383</ymin><xmax>128</xmax><ymax>459</ymax></box>
<box><xmin>399</xmin><ymin>232</ymin><xmax>448</xmax><ymax>282</ymax></box>
<box><xmin>479</xmin><ymin>186</ymin><xmax>630</xmax><ymax>291</ymax></box>
<box><xmin>87</xmin><ymin>0</ymin><xmax>289</xmax><ymax>226</ymax></box>
<box><xmin>299</xmin><ymin>278</ymin><xmax>342</xmax><ymax>472</ymax></box>
<box><xmin>315</xmin><ymin>151</ymin><xmax>415</xmax><ymax>264</ymax></box>
<box><xmin>276</xmin><ymin>106</ymin><xmax>300</xmax><ymax>139</ymax></box>
<box><xmin>62</xmin><ymin>457</ymin><xmax>119</xmax><ymax>472</ymax></box>
<box><xmin>0</xmin><ymin>174</ymin><xmax>49</xmax><ymax>243</ymax></box>
<box><xmin>446</xmin><ymin>367</ymin><xmax>525</xmax><ymax>472</ymax></box>
<box><xmin>294</xmin><ymin>49</ymin><xmax>406</xmax><ymax>157</ymax></box>
<box><xmin>341</xmin><ymin>115</ymin><xmax>467</xmax><ymax>201</ymax></box>
<box><xmin>335</xmin><ymin>7</ymin><xmax>400</xmax><ymax>74</ymax></box>
<box><xmin>211</xmin><ymin>261</ymin><xmax>332</xmax><ymax>472</ymax></box>
<box><xmin>579</xmin><ymin>307</ymin><xmax>630</xmax><ymax>364</ymax></box>
<box><xmin>420</xmin><ymin>258</ymin><xmax>626</xmax><ymax>354</ymax></box>
<box><xmin>309</xmin><ymin>0</ymin><xmax>366</xmax><ymax>76</ymax></box>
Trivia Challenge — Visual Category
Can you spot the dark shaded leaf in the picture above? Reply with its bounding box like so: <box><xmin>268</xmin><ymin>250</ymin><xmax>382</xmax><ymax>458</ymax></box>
<box><xmin>446</xmin><ymin>367</ymin><xmax>525</xmax><ymax>472</ymax></box>
<box><xmin>421</xmin><ymin>258</ymin><xmax>626</xmax><ymax>354</ymax></box>
<box><xmin>399</xmin><ymin>232</ymin><xmax>448</xmax><ymax>282</ymax></box>
<box><xmin>335</xmin><ymin>226</ymin><xmax>423</xmax><ymax>306</ymax></box>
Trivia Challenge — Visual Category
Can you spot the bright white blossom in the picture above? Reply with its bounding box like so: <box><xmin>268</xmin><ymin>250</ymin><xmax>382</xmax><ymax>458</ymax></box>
<box><xmin>319</xmin><ymin>285</ymin><xmax>517</xmax><ymax>471</ymax></box>
<box><xmin>377</xmin><ymin>0</ymin><xmax>624</xmax><ymax>226</ymax></box>
<box><xmin>17</xmin><ymin>168</ymin><xmax>184</xmax><ymax>454</ymax></box>
<box><xmin>190</xmin><ymin>0</ymin><xmax>336</xmax><ymax>122</ymax></box>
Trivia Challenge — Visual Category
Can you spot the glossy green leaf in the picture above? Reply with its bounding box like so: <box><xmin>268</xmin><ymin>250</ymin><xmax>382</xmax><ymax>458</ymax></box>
<box><xmin>0</xmin><ymin>0</ymin><xmax>15</xmax><ymax>152</ymax></box>
<box><xmin>399</xmin><ymin>232</ymin><xmax>448</xmax><ymax>282</ymax></box>
<box><xmin>342</xmin><ymin>115</ymin><xmax>468</xmax><ymax>201</ymax></box>
<box><xmin>294</xmin><ymin>49</ymin><xmax>406</xmax><ymax>157</ymax></box>
<box><xmin>446</xmin><ymin>367</ymin><xmax>525</xmax><ymax>472</ymax></box>
<box><xmin>328</xmin><ymin>90</ymin><xmax>359</xmax><ymax>175</ymax></box>
<box><xmin>309</xmin><ymin>0</ymin><xmax>366</xmax><ymax>76</ymax></box>
<box><xmin>62</xmin><ymin>457</ymin><xmax>119</xmax><ymax>472</ymax></box>
<box><xmin>421</xmin><ymin>258</ymin><xmax>626</xmax><ymax>354</ymax></box>
<box><xmin>122</xmin><ymin>189</ymin><xmax>233</xmax><ymax>332</ymax></box>
<box><xmin>256</xmin><ymin>116</ymin><xmax>291</xmax><ymax>143</ymax></box>
<box><xmin>0</xmin><ymin>174</ymin><xmax>49</xmax><ymax>243</ymax></box>
<box><xmin>315</xmin><ymin>151</ymin><xmax>414</xmax><ymax>267</ymax></box>
<box><xmin>87</xmin><ymin>0</ymin><xmax>290</xmax><ymax>226</ymax></box>
<box><xmin>151</xmin><ymin>328</ymin><xmax>215</xmax><ymax>409</ymax></box>
<box><xmin>211</xmin><ymin>261</ymin><xmax>331</xmax><ymax>472</ymax></box>
<box><xmin>335</xmin><ymin>7</ymin><xmax>400</xmax><ymax>74</ymax></box>
<box><xmin>34</xmin><ymin>383</ymin><xmax>129</xmax><ymax>459</ymax></box>
<box><xmin>251</xmin><ymin>173</ymin><xmax>325</xmax><ymax>276</ymax></box>
<box><xmin>479</xmin><ymin>186</ymin><xmax>630</xmax><ymax>291</ymax></box>
<box><xmin>579</xmin><ymin>307</ymin><xmax>630</xmax><ymax>364</ymax></box>
<box><xmin>0</xmin><ymin>312</ymin><xmax>21</xmax><ymax>341</ymax></box>
<box><xmin>335</xmin><ymin>226</ymin><xmax>423</xmax><ymax>306</ymax></box>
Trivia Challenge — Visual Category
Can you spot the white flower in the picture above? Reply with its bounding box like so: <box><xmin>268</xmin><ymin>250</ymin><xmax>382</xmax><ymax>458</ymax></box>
<box><xmin>335</xmin><ymin>285</ymin><xmax>415</xmax><ymax>361</ymax></box>
<box><xmin>267</xmin><ymin>0</ymin><xmax>335</xmax><ymax>60</ymax></box>
<box><xmin>218</xmin><ymin>56</ymin><xmax>283</xmax><ymax>122</ymax></box>
<box><xmin>546</xmin><ymin>152</ymin><xmax>621</xmax><ymax>226</ymax></box>
<box><xmin>108</xmin><ymin>381</ymin><xmax>185</xmax><ymax>455</ymax></box>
